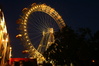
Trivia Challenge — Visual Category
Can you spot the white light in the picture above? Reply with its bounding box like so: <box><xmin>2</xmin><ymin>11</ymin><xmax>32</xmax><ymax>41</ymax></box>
<box><xmin>10</xmin><ymin>47</ymin><xmax>12</xmax><ymax>50</ymax></box>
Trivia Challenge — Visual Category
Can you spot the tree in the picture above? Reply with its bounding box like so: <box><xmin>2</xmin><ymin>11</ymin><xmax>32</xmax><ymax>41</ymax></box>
<box><xmin>44</xmin><ymin>26</ymin><xmax>78</xmax><ymax>65</ymax></box>
<box><xmin>44</xmin><ymin>26</ymin><xmax>99</xmax><ymax>66</ymax></box>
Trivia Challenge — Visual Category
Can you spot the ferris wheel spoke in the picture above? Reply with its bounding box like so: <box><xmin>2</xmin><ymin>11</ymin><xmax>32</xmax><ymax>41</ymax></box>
<box><xmin>28</xmin><ymin>17</ymin><xmax>43</xmax><ymax>32</ymax></box>
<box><xmin>35</xmin><ymin>12</ymin><xmax>49</xmax><ymax>29</ymax></box>
<box><xmin>48</xmin><ymin>16</ymin><xmax>54</xmax><ymax>28</ymax></box>
<box><xmin>28</xmin><ymin>31</ymin><xmax>42</xmax><ymax>35</ymax></box>
<box><xmin>41</xmin><ymin>12</ymin><xmax>50</xmax><ymax>28</ymax></box>
<box><xmin>29</xmin><ymin>14</ymin><xmax>41</xmax><ymax>28</ymax></box>
<box><xmin>28</xmin><ymin>25</ymin><xmax>42</xmax><ymax>32</ymax></box>
<box><xmin>41</xmin><ymin>15</ymin><xmax>48</xmax><ymax>28</ymax></box>
<box><xmin>29</xmin><ymin>16</ymin><xmax>40</xmax><ymax>27</ymax></box>
<box><xmin>43</xmin><ymin>13</ymin><xmax>51</xmax><ymax>28</ymax></box>
<box><xmin>30</xmin><ymin>38</ymin><xmax>41</xmax><ymax>49</ymax></box>
<box><xmin>28</xmin><ymin>17</ymin><xmax>38</xmax><ymax>28</ymax></box>
<box><xmin>49</xmin><ymin>18</ymin><xmax>59</xmax><ymax>31</ymax></box>
<box><xmin>48</xmin><ymin>15</ymin><xmax>54</xmax><ymax>28</ymax></box>
<box><xmin>32</xmin><ymin>13</ymin><xmax>47</xmax><ymax>31</ymax></box>
<box><xmin>29</xmin><ymin>34</ymin><xmax>41</xmax><ymax>40</ymax></box>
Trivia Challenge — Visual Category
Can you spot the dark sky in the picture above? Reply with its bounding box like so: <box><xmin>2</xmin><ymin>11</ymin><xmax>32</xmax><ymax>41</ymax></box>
<box><xmin>0</xmin><ymin>0</ymin><xmax>99</xmax><ymax>58</ymax></box>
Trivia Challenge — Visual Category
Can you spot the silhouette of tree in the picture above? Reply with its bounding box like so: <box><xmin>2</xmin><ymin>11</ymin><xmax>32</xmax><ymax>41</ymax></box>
<box><xmin>44</xmin><ymin>26</ymin><xmax>99</xmax><ymax>66</ymax></box>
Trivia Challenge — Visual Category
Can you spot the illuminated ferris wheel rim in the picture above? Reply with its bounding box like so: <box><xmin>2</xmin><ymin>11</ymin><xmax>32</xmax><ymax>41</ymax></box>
<box><xmin>19</xmin><ymin>3</ymin><xmax>66</xmax><ymax>59</ymax></box>
<box><xmin>22</xmin><ymin>3</ymin><xmax>65</xmax><ymax>28</ymax></box>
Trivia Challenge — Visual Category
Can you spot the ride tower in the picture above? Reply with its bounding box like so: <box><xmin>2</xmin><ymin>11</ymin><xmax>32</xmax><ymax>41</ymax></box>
<box><xmin>0</xmin><ymin>9</ymin><xmax>11</xmax><ymax>66</ymax></box>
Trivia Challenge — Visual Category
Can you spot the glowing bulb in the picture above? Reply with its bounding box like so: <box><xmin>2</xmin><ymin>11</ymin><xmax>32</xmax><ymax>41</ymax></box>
<box><xmin>92</xmin><ymin>60</ymin><xmax>95</xmax><ymax>63</ymax></box>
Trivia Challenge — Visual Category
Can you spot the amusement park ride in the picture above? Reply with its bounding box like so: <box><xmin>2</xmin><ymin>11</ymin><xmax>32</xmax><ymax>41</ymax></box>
<box><xmin>0</xmin><ymin>9</ymin><xmax>12</xmax><ymax>66</ymax></box>
<box><xmin>16</xmin><ymin>3</ymin><xmax>66</xmax><ymax>64</ymax></box>
<box><xmin>0</xmin><ymin>3</ymin><xmax>66</xmax><ymax>65</ymax></box>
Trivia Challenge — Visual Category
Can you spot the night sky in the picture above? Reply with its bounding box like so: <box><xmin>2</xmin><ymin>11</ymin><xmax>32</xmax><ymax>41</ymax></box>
<box><xmin>0</xmin><ymin>0</ymin><xmax>99</xmax><ymax>58</ymax></box>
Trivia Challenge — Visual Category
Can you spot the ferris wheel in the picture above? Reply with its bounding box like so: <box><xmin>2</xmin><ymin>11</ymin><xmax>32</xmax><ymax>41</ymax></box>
<box><xmin>17</xmin><ymin>3</ymin><xmax>66</xmax><ymax>63</ymax></box>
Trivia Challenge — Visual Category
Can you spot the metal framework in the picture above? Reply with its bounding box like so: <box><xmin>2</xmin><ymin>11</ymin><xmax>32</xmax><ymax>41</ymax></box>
<box><xmin>17</xmin><ymin>3</ymin><xmax>66</xmax><ymax>63</ymax></box>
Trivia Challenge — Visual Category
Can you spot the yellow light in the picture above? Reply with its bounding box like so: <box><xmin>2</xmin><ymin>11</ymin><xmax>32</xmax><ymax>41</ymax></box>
<box><xmin>22</xmin><ymin>8</ymin><xmax>28</xmax><ymax>12</ymax></box>
<box><xmin>2</xmin><ymin>39</ymin><xmax>4</xmax><ymax>42</ymax></box>
<box><xmin>26</xmin><ymin>14</ymin><xmax>28</xmax><ymax>16</ymax></box>
<box><xmin>39</xmin><ymin>44</ymin><xmax>42</xmax><ymax>46</ymax></box>
<box><xmin>16</xmin><ymin>34</ymin><xmax>22</xmax><ymax>38</ymax></box>
<box><xmin>24</xmin><ymin>33</ymin><xmax>27</xmax><ymax>35</ymax></box>
<box><xmin>0</xmin><ymin>56</ymin><xmax>2</xmax><ymax>59</ymax></box>
<box><xmin>24</xmin><ymin>22</ymin><xmax>26</xmax><ymax>25</ymax></box>
<box><xmin>31</xmin><ymin>3</ymin><xmax>36</xmax><ymax>6</ymax></box>
<box><xmin>48</xmin><ymin>28</ymin><xmax>54</xmax><ymax>34</ymax></box>
<box><xmin>27</xmin><ymin>39</ymin><xmax>29</xmax><ymax>41</ymax></box>
<box><xmin>48</xmin><ymin>42</ymin><xmax>51</xmax><ymax>44</ymax></box>
<box><xmin>92</xmin><ymin>60</ymin><xmax>95</xmax><ymax>63</ymax></box>
<box><xmin>24</xmin><ymin>26</ymin><xmax>26</xmax><ymax>28</ymax></box>
<box><xmin>24</xmin><ymin>20</ymin><xmax>27</xmax><ymax>22</ymax></box>
<box><xmin>6</xmin><ymin>38</ymin><xmax>8</xmax><ymax>42</ymax></box>
<box><xmin>29</xmin><ymin>10</ymin><xmax>31</xmax><ymax>13</ymax></box>
<box><xmin>50</xmin><ymin>9</ymin><xmax>54</xmax><ymax>13</ymax></box>
<box><xmin>30</xmin><ymin>57</ymin><xmax>34</xmax><ymax>59</ymax></box>
<box><xmin>27</xmin><ymin>12</ymin><xmax>30</xmax><ymax>14</ymax></box>
<box><xmin>10</xmin><ymin>47</ymin><xmax>12</xmax><ymax>50</ymax></box>
<box><xmin>41</xmin><ymin>4</ymin><xmax>46</xmax><ymax>8</ymax></box>
<box><xmin>30</xmin><ymin>46</ymin><xmax>32</xmax><ymax>48</ymax></box>
<box><xmin>35</xmin><ymin>6</ymin><xmax>37</xmax><ymax>8</ymax></box>
<box><xmin>42</xmin><ymin>31</ymin><xmax>45</xmax><ymax>36</ymax></box>
<box><xmin>57</xmin><ymin>16</ymin><xmax>61</xmax><ymax>19</ymax></box>
<box><xmin>25</xmin><ymin>36</ymin><xmax>28</xmax><ymax>38</ymax></box>
<box><xmin>24</xmin><ymin>29</ymin><xmax>27</xmax><ymax>31</ymax></box>
<box><xmin>25</xmin><ymin>16</ymin><xmax>28</xmax><ymax>19</ymax></box>
<box><xmin>30</xmin><ymin>8</ymin><xmax>33</xmax><ymax>11</ymax></box>
<box><xmin>32</xmin><ymin>49</ymin><xmax>35</xmax><ymax>51</ymax></box>
<box><xmin>28</xmin><ymin>43</ymin><xmax>31</xmax><ymax>45</ymax></box>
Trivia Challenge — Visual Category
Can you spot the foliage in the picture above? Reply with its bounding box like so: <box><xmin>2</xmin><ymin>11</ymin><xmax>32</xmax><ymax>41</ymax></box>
<box><xmin>44</xmin><ymin>26</ymin><xmax>99</xmax><ymax>65</ymax></box>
